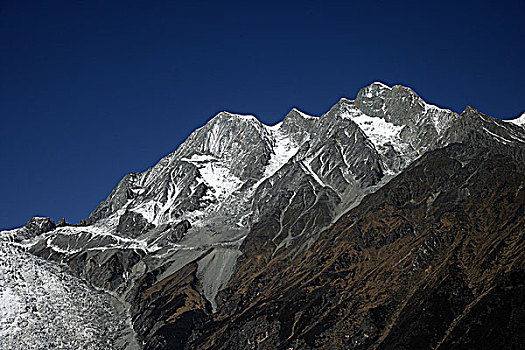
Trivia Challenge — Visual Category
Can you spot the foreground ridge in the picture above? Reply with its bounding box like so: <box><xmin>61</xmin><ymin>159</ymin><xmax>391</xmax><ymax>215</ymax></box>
<box><xmin>2</xmin><ymin>82</ymin><xmax>524</xmax><ymax>350</ymax></box>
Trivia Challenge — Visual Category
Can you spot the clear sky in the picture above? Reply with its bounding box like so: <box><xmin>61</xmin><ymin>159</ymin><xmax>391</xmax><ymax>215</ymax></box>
<box><xmin>1</xmin><ymin>0</ymin><xmax>524</xmax><ymax>229</ymax></box>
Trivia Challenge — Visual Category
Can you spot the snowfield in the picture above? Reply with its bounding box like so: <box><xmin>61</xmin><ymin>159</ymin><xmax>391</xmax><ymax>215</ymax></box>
<box><xmin>0</xmin><ymin>240</ymin><xmax>139</xmax><ymax>350</ymax></box>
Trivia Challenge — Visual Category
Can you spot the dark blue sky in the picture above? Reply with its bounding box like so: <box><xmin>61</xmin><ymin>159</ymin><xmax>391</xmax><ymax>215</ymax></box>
<box><xmin>1</xmin><ymin>0</ymin><xmax>524</xmax><ymax>229</ymax></box>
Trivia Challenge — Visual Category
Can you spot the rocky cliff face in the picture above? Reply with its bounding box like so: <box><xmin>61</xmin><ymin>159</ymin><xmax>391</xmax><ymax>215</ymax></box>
<box><xmin>205</xmin><ymin>142</ymin><xmax>525</xmax><ymax>349</ymax></box>
<box><xmin>2</xmin><ymin>82</ymin><xmax>524</xmax><ymax>349</ymax></box>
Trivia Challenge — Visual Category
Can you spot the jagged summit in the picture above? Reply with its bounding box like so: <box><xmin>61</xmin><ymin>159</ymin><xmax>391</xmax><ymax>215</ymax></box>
<box><xmin>6</xmin><ymin>82</ymin><xmax>524</xmax><ymax>263</ymax></box>
<box><xmin>505</xmin><ymin>111</ymin><xmax>525</xmax><ymax>127</ymax></box>
<box><xmin>8</xmin><ymin>82</ymin><xmax>524</xmax><ymax>260</ymax></box>
<box><xmin>202</xmin><ymin>82</ymin><xmax>477</xmax><ymax>143</ymax></box>
<box><xmin>461</xmin><ymin>104</ymin><xmax>484</xmax><ymax>116</ymax></box>
<box><xmin>210</xmin><ymin>110</ymin><xmax>260</xmax><ymax>123</ymax></box>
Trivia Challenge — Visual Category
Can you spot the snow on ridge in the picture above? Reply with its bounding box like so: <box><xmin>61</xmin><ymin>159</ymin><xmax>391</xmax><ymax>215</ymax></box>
<box><xmin>193</xmin><ymin>109</ymin><xmax>304</xmax><ymax>190</ymax></box>
<box><xmin>370</xmin><ymin>81</ymin><xmax>392</xmax><ymax>89</ymax></box>
<box><xmin>266</xmin><ymin>121</ymin><xmax>283</xmax><ymax>131</ymax></box>
<box><xmin>181</xmin><ymin>154</ymin><xmax>217</xmax><ymax>162</ymax></box>
<box><xmin>24</xmin><ymin>225</ymin><xmax>155</xmax><ymax>255</ymax></box>
<box><xmin>263</xmin><ymin>129</ymin><xmax>299</xmax><ymax>178</ymax></box>
<box><xmin>419</xmin><ymin>101</ymin><xmax>458</xmax><ymax>134</ymax></box>
<box><xmin>214</xmin><ymin>108</ymin><xmax>318</xmax><ymax>131</ymax></box>
<box><xmin>214</xmin><ymin>111</ymin><xmax>259</xmax><ymax>123</ymax></box>
<box><xmin>291</xmin><ymin>108</ymin><xmax>317</xmax><ymax>120</ymax></box>
<box><xmin>425</xmin><ymin>104</ymin><xmax>444</xmax><ymax>133</ymax></box>
<box><xmin>504</xmin><ymin>112</ymin><xmax>525</xmax><ymax>128</ymax></box>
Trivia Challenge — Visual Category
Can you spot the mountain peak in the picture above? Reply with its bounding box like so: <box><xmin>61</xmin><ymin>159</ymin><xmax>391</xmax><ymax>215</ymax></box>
<box><xmin>368</xmin><ymin>81</ymin><xmax>392</xmax><ymax>90</ymax></box>
<box><xmin>288</xmin><ymin>107</ymin><xmax>317</xmax><ymax>119</ymax></box>
<box><xmin>356</xmin><ymin>82</ymin><xmax>392</xmax><ymax>102</ymax></box>
<box><xmin>461</xmin><ymin>105</ymin><xmax>481</xmax><ymax>116</ymax></box>
<box><xmin>212</xmin><ymin>111</ymin><xmax>260</xmax><ymax>124</ymax></box>
<box><xmin>504</xmin><ymin>112</ymin><xmax>525</xmax><ymax>128</ymax></box>
<box><xmin>355</xmin><ymin>82</ymin><xmax>423</xmax><ymax>121</ymax></box>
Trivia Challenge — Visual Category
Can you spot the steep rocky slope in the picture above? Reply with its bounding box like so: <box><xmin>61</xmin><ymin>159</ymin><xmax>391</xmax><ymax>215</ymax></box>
<box><xmin>201</xmin><ymin>142</ymin><xmax>524</xmax><ymax>349</ymax></box>
<box><xmin>2</xmin><ymin>82</ymin><xmax>524</xmax><ymax>349</ymax></box>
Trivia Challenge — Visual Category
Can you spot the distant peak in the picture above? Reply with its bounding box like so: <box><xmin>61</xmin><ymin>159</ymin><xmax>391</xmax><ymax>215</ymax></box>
<box><xmin>361</xmin><ymin>82</ymin><xmax>424</xmax><ymax>100</ymax></box>
<box><xmin>280</xmin><ymin>107</ymin><xmax>318</xmax><ymax>131</ymax></box>
<box><xmin>357</xmin><ymin>82</ymin><xmax>392</xmax><ymax>100</ymax></box>
<box><xmin>337</xmin><ymin>97</ymin><xmax>354</xmax><ymax>104</ymax></box>
<box><xmin>369</xmin><ymin>81</ymin><xmax>392</xmax><ymax>89</ymax></box>
<box><xmin>208</xmin><ymin>111</ymin><xmax>263</xmax><ymax>128</ymax></box>
<box><xmin>289</xmin><ymin>107</ymin><xmax>317</xmax><ymax>119</ymax></box>
<box><xmin>328</xmin><ymin>98</ymin><xmax>353</xmax><ymax>110</ymax></box>
<box><xmin>392</xmin><ymin>84</ymin><xmax>419</xmax><ymax>95</ymax></box>
<box><xmin>504</xmin><ymin>111</ymin><xmax>525</xmax><ymax>127</ymax></box>
<box><xmin>461</xmin><ymin>105</ymin><xmax>481</xmax><ymax>116</ymax></box>
<box><xmin>214</xmin><ymin>111</ymin><xmax>259</xmax><ymax>121</ymax></box>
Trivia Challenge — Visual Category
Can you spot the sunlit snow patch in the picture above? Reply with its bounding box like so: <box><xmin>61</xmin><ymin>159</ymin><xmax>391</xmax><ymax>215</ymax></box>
<box><xmin>263</xmin><ymin>129</ymin><xmax>299</xmax><ymax>178</ymax></box>
<box><xmin>182</xmin><ymin>154</ymin><xmax>243</xmax><ymax>201</ymax></box>
<box><xmin>340</xmin><ymin>104</ymin><xmax>406</xmax><ymax>153</ymax></box>
<box><xmin>0</xmin><ymin>241</ymin><xmax>139</xmax><ymax>350</ymax></box>
<box><xmin>0</xmin><ymin>288</ymin><xmax>21</xmax><ymax>337</ymax></box>
<box><xmin>504</xmin><ymin>112</ymin><xmax>525</xmax><ymax>128</ymax></box>
<box><xmin>350</xmin><ymin>113</ymin><xmax>405</xmax><ymax>152</ymax></box>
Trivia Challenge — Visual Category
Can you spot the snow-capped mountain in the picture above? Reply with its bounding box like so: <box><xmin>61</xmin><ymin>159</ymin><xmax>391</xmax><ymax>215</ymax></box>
<box><xmin>3</xmin><ymin>82</ymin><xmax>525</xmax><ymax>350</ymax></box>
<box><xmin>505</xmin><ymin>112</ymin><xmax>525</xmax><ymax>128</ymax></box>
